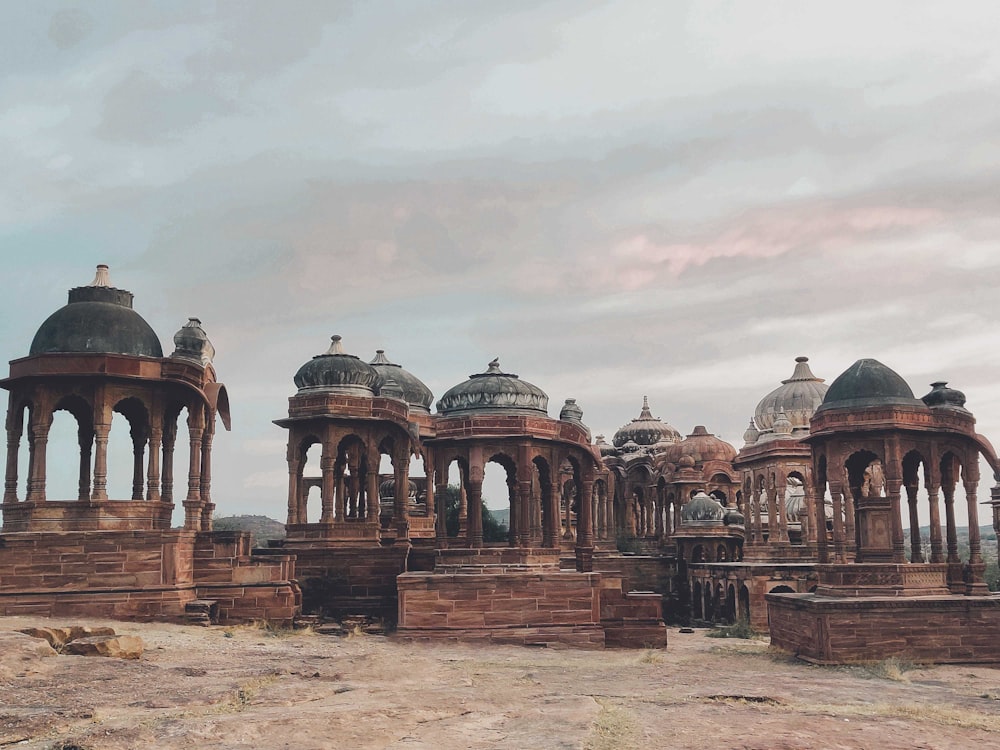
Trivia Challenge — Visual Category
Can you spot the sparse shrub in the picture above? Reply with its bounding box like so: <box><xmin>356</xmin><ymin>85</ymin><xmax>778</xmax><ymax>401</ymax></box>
<box><xmin>705</xmin><ymin>618</ymin><xmax>760</xmax><ymax>640</ymax></box>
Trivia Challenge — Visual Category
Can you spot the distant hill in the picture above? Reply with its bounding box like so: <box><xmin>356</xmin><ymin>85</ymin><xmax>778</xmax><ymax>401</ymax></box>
<box><xmin>489</xmin><ymin>508</ymin><xmax>509</xmax><ymax>528</ymax></box>
<box><xmin>213</xmin><ymin>515</ymin><xmax>286</xmax><ymax>547</ymax></box>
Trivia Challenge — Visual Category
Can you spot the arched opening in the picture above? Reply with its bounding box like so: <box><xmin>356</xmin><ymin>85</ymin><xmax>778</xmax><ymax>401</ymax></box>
<box><xmin>107</xmin><ymin>397</ymin><xmax>150</xmax><ymax>501</ymax></box>
<box><xmin>692</xmin><ymin>544</ymin><xmax>706</xmax><ymax>563</ymax></box>
<box><xmin>560</xmin><ymin>458</ymin><xmax>583</xmax><ymax>542</ymax></box>
<box><xmin>47</xmin><ymin>395</ymin><xmax>93</xmax><ymax>502</ymax></box>
<box><xmin>714</xmin><ymin>583</ymin><xmax>725</xmax><ymax>624</ymax></box>
<box><xmin>692</xmin><ymin>581</ymin><xmax>703</xmax><ymax>620</ymax></box>
<box><xmin>786</xmin><ymin>471</ymin><xmax>806</xmax><ymax>544</ymax></box>
<box><xmin>716</xmin><ymin>544</ymin><xmax>728</xmax><ymax>562</ymax></box>
<box><xmin>484</xmin><ymin>453</ymin><xmax>516</xmax><ymax>545</ymax></box>
<box><xmin>902</xmin><ymin>450</ymin><xmax>930</xmax><ymax>562</ymax></box>
<box><xmin>11</xmin><ymin>401</ymin><xmax>32</xmax><ymax>502</ymax></box>
<box><xmin>335</xmin><ymin>435</ymin><xmax>369</xmax><ymax>522</ymax></box>
<box><xmin>769</xmin><ymin>584</ymin><xmax>795</xmax><ymax>594</ymax></box>
<box><xmin>726</xmin><ymin>584</ymin><xmax>737</xmax><ymax>624</ymax></box>
<box><xmin>442</xmin><ymin>458</ymin><xmax>468</xmax><ymax>539</ymax></box>
<box><xmin>299</xmin><ymin>435</ymin><xmax>322</xmax><ymax>524</ymax></box>
<box><xmin>533</xmin><ymin>456</ymin><xmax>554</xmax><ymax>548</ymax></box>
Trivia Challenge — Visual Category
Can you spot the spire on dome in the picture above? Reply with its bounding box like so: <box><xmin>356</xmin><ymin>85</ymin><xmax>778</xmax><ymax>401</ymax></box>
<box><xmin>89</xmin><ymin>264</ymin><xmax>111</xmax><ymax>287</ymax></box>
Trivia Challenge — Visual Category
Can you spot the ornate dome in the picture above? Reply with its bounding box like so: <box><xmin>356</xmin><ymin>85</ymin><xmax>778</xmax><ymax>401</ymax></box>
<box><xmin>436</xmin><ymin>359</ymin><xmax>548</xmax><ymax>417</ymax></box>
<box><xmin>29</xmin><ymin>265</ymin><xmax>163</xmax><ymax>358</ymax></box>
<box><xmin>921</xmin><ymin>381</ymin><xmax>969</xmax><ymax>412</ymax></box>
<box><xmin>751</xmin><ymin>356</ymin><xmax>827</xmax><ymax>440</ymax></box>
<box><xmin>681</xmin><ymin>491</ymin><xmax>726</xmax><ymax>523</ymax></box>
<box><xmin>293</xmin><ymin>335</ymin><xmax>383</xmax><ymax>396</ymax></box>
<box><xmin>612</xmin><ymin>397</ymin><xmax>681</xmax><ymax>448</ymax></box>
<box><xmin>170</xmin><ymin>317</ymin><xmax>215</xmax><ymax>366</ymax></box>
<box><xmin>817</xmin><ymin>359</ymin><xmax>922</xmax><ymax>413</ymax></box>
<box><xmin>369</xmin><ymin>350</ymin><xmax>433</xmax><ymax>414</ymax></box>
<box><xmin>594</xmin><ymin>435</ymin><xmax>617</xmax><ymax>457</ymax></box>
<box><xmin>672</xmin><ymin>426</ymin><xmax>737</xmax><ymax>464</ymax></box>
<box><xmin>379</xmin><ymin>477</ymin><xmax>417</xmax><ymax>500</ymax></box>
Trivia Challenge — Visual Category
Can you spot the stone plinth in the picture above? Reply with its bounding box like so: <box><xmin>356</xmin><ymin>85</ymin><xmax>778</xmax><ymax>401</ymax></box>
<box><xmin>2</xmin><ymin>500</ymin><xmax>174</xmax><ymax>532</ymax></box>
<box><xmin>767</xmin><ymin>591</ymin><xmax>1000</xmax><ymax>664</ymax></box>
<box><xmin>815</xmin><ymin>563</ymin><xmax>951</xmax><ymax>598</ymax></box>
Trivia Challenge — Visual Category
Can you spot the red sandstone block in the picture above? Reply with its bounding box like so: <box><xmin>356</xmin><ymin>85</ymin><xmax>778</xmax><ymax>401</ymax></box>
<box><xmin>483</xmin><ymin>612</ymin><xmax>528</xmax><ymax>627</ymax></box>
<box><xmin>491</xmin><ymin>598</ymin><xmax>539</xmax><ymax>612</ymax></box>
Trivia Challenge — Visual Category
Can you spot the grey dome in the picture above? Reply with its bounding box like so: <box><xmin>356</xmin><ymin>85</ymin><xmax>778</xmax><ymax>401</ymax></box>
<box><xmin>681</xmin><ymin>491</ymin><xmax>726</xmax><ymax>523</ymax></box>
<box><xmin>436</xmin><ymin>359</ymin><xmax>548</xmax><ymax>417</ymax></box>
<box><xmin>817</xmin><ymin>359</ymin><xmax>922</xmax><ymax>412</ymax></box>
<box><xmin>753</xmin><ymin>357</ymin><xmax>827</xmax><ymax>437</ymax></box>
<box><xmin>294</xmin><ymin>335</ymin><xmax>383</xmax><ymax>396</ymax></box>
<box><xmin>170</xmin><ymin>317</ymin><xmax>215</xmax><ymax>366</ymax></box>
<box><xmin>613</xmin><ymin>397</ymin><xmax>681</xmax><ymax>448</ymax></box>
<box><xmin>369</xmin><ymin>350</ymin><xmax>433</xmax><ymax>413</ymax></box>
<box><xmin>29</xmin><ymin>266</ymin><xmax>163</xmax><ymax>358</ymax></box>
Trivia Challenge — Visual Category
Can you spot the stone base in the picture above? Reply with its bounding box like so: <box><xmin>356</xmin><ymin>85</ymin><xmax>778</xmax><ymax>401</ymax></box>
<box><xmin>2</xmin><ymin>500</ymin><xmax>174</xmax><ymax>532</ymax></box>
<box><xmin>815</xmin><ymin>563</ymin><xmax>951</xmax><ymax>597</ymax></box>
<box><xmin>767</xmin><ymin>591</ymin><xmax>1000</xmax><ymax>664</ymax></box>
<box><xmin>0</xmin><ymin>528</ymin><xmax>300</xmax><ymax>625</ymax></box>
<box><xmin>396</xmin><ymin>562</ymin><xmax>667</xmax><ymax>649</ymax></box>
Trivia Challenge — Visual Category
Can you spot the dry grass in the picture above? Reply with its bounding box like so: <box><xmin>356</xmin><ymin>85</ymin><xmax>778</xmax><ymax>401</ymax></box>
<box><xmin>584</xmin><ymin>699</ymin><xmax>637</xmax><ymax>750</ymax></box>
<box><xmin>798</xmin><ymin>701</ymin><xmax>1000</xmax><ymax>733</ymax></box>
<box><xmin>843</xmin><ymin>656</ymin><xmax>920</xmax><ymax>683</ymax></box>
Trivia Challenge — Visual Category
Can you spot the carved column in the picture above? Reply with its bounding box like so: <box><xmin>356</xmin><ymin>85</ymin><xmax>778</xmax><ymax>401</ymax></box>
<box><xmin>394</xmin><ymin>452</ymin><xmax>410</xmax><ymax>541</ymax></box>
<box><xmin>286</xmin><ymin>445</ymin><xmax>301</xmax><ymax>525</ymax></box>
<box><xmin>78</xmin><ymin>428</ymin><xmax>93</xmax><ymax>502</ymax></box>
<box><xmin>942</xmin><ymin>478</ymin><xmax>963</xmax><ymax>592</ymax></box>
<box><xmin>466</xmin><ymin>478</ymin><xmax>483</xmax><ymax>548</ymax></box>
<box><xmin>905</xmin><ymin>482</ymin><xmax>923</xmax><ymax>562</ymax></box>
<box><xmin>927</xmin><ymin>480</ymin><xmax>944</xmax><ymax>562</ymax></box>
<box><xmin>146</xmin><ymin>427</ymin><xmax>162</xmax><ymax>503</ymax></box>
<box><xmin>334</xmin><ymin>456</ymin><xmax>345</xmax><ymax>522</ymax></box>
<box><xmin>435</xmin><ymin>473</ymin><xmax>449</xmax><ymax>545</ymax></box>
<box><xmin>91</xmin><ymin>422</ymin><xmax>110</xmax><ymax>502</ymax></box>
<box><xmin>200</xmin><ymin>420</ymin><xmax>214</xmax><ymax>530</ymax></box>
<box><xmin>458</xmin><ymin>482</ymin><xmax>468</xmax><ymax>536</ymax></box>
<box><xmin>25</xmin><ymin>418</ymin><xmax>50</xmax><ymax>503</ymax></box>
<box><xmin>4</xmin><ymin>422</ymin><xmax>21</xmax><ymax>503</ymax></box>
<box><xmin>131</xmin><ymin>428</ymin><xmax>146</xmax><ymax>501</ymax></box>
<box><xmin>576</xmin><ymin>475</ymin><xmax>594</xmax><ymax>550</ymax></box>
<box><xmin>366</xmin><ymin>455</ymin><xmax>379</xmax><ymax>521</ymax></box>
<box><xmin>320</xmin><ymin>443</ymin><xmax>335</xmax><ymax>523</ymax></box>
<box><xmin>347</xmin><ymin>454</ymin><xmax>360</xmax><ymax>518</ymax></box>
<box><xmin>183</xmin><ymin>421</ymin><xmax>204</xmax><ymax>531</ymax></box>
<box><xmin>829</xmin><ymin>481</ymin><xmax>846</xmax><ymax>564</ymax></box>
<box><xmin>964</xmin><ymin>477</ymin><xmax>988</xmax><ymax>594</ymax></box>
<box><xmin>161</xmin><ymin>424</ymin><xmax>176</xmax><ymax>504</ymax></box>
<box><xmin>544</xmin><ymin>481</ymin><xmax>560</xmax><ymax>548</ymax></box>
<box><xmin>775</xmin><ymin>481</ymin><xmax>789</xmax><ymax>542</ymax></box>
<box><xmin>517</xmin><ymin>480</ymin><xmax>532</xmax><ymax>547</ymax></box>
<box><xmin>814</xmin><ymin>472</ymin><xmax>829</xmax><ymax>564</ymax></box>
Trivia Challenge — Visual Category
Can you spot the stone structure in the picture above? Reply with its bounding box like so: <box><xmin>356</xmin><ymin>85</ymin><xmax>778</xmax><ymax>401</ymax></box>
<box><xmin>767</xmin><ymin>359</ymin><xmax>1000</xmax><ymax>663</ymax></box>
<box><xmin>0</xmin><ymin>266</ymin><xmax>299</xmax><ymax>624</ymax></box>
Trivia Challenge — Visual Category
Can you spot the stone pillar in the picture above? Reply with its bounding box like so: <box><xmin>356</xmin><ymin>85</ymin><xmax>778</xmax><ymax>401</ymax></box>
<box><xmin>91</xmin><ymin>422</ymin><xmax>110</xmax><ymax>502</ymax></box>
<box><xmin>200</xmin><ymin>421</ymin><xmax>214</xmax><ymax>514</ymax></box>
<box><xmin>458</xmin><ymin>482</ymin><xmax>468</xmax><ymax>536</ymax></box>
<box><xmin>576</xmin><ymin>476</ymin><xmax>594</xmax><ymax>562</ymax></box>
<box><xmin>843</xmin><ymin>489</ymin><xmax>856</xmax><ymax>554</ymax></box>
<box><xmin>161</xmin><ymin>425</ymin><xmax>176</xmax><ymax>505</ymax></box>
<box><xmin>146</xmin><ymin>427</ymin><xmax>161</xmax><ymax>503</ymax></box>
<box><xmin>775</xmin><ymin>483</ymin><xmax>789</xmax><ymax>542</ymax></box>
<box><xmin>423</xmin><ymin>463</ymin><xmax>435</xmax><ymax>525</ymax></box>
<box><xmin>183</xmin><ymin>423</ymin><xmax>204</xmax><ymax>531</ymax></box>
<box><xmin>927</xmin><ymin>481</ymin><xmax>944</xmax><ymax>562</ymax></box>
<box><xmin>4</xmin><ymin>423</ymin><xmax>21</xmax><ymax>503</ymax></box>
<box><xmin>829</xmin><ymin>481</ymin><xmax>846</xmax><ymax>564</ymax></box>
<box><xmin>887</xmin><ymin>478</ymin><xmax>906</xmax><ymax>564</ymax></box>
<box><xmin>320</xmin><ymin>444</ymin><xmax>335</xmax><ymax>523</ymax></box>
<box><xmin>286</xmin><ymin>445</ymin><xmax>301</xmax><ymax>526</ymax></box>
<box><xmin>347</xmin><ymin>456</ymin><xmax>360</xmax><ymax>518</ymax></box>
<box><xmin>394</xmin><ymin>453</ymin><xmax>410</xmax><ymax>542</ymax></box>
<box><xmin>517</xmin><ymin>480</ymin><xmax>532</xmax><ymax>547</ymax></box>
<box><xmin>131</xmin><ymin>430</ymin><xmax>146</xmax><ymax>501</ymax></box>
<box><xmin>466</xmin><ymin>478</ymin><xmax>483</xmax><ymax>548</ymax></box>
<box><xmin>78</xmin><ymin>429</ymin><xmax>93</xmax><ymax>502</ymax></box>
<box><xmin>366</xmin><ymin>460</ymin><xmax>379</xmax><ymax>521</ymax></box>
<box><xmin>334</xmin><ymin>461</ymin><xmax>345</xmax><ymax>522</ymax></box>
<box><xmin>544</xmin><ymin>481</ymin><xmax>560</xmax><ymax>548</ymax></box>
<box><xmin>814</xmin><ymin>477</ymin><xmax>829</xmax><ymax>564</ymax></box>
<box><xmin>905</xmin><ymin>483</ymin><xmax>923</xmax><ymax>562</ymax></box>
<box><xmin>654</xmin><ymin>489</ymin><xmax>664</xmax><ymax>539</ymax></box>
<box><xmin>964</xmin><ymin>478</ymin><xmax>988</xmax><ymax>595</ymax></box>
<box><xmin>435</xmin><ymin>474</ymin><xmax>449</xmax><ymax>545</ymax></box>
<box><xmin>942</xmin><ymin>480</ymin><xmax>963</xmax><ymax>592</ymax></box>
<box><xmin>25</xmin><ymin>420</ymin><xmax>50</xmax><ymax>503</ymax></box>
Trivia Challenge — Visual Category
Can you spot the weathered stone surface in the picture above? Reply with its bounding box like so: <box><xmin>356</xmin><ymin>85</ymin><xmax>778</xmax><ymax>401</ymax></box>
<box><xmin>63</xmin><ymin>634</ymin><xmax>145</xmax><ymax>659</ymax></box>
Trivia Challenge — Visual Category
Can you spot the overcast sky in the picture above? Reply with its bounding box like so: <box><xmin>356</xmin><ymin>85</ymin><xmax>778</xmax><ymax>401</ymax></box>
<box><xmin>3</xmin><ymin>1</ymin><xmax>1000</xmax><ymax>519</ymax></box>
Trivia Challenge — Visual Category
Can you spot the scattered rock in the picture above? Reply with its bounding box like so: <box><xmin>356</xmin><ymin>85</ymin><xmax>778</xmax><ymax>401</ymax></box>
<box><xmin>17</xmin><ymin>626</ymin><xmax>116</xmax><ymax>650</ymax></box>
<box><xmin>63</xmin><ymin>635</ymin><xmax>145</xmax><ymax>660</ymax></box>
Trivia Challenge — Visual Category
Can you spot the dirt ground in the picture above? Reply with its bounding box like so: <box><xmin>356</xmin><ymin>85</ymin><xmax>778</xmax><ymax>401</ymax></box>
<box><xmin>2</xmin><ymin>616</ymin><xmax>1000</xmax><ymax>750</ymax></box>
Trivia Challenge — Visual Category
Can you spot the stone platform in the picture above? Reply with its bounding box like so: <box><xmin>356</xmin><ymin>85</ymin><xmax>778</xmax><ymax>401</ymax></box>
<box><xmin>767</xmin><ymin>591</ymin><xmax>1000</xmax><ymax>664</ymax></box>
<box><xmin>396</xmin><ymin>548</ymin><xmax>667</xmax><ymax>648</ymax></box>
<box><xmin>0</xmin><ymin>529</ymin><xmax>300</xmax><ymax>625</ymax></box>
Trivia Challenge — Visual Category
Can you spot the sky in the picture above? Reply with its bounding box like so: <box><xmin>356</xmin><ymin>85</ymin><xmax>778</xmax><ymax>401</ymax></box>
<box><xmin>2</xmin><ymin>1</ymin><xmax>1000</xmax><ymax>521</ymax></box>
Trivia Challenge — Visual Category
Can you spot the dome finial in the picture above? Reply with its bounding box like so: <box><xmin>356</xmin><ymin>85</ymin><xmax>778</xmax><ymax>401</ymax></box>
<box><xmin>486</xmin><ymin>358</ymin><xmax>502</xmax><ymax>373</ymax></box>
<box><xmin>89</xmin><ymin>264</ymin><xmax>111</xmax><ymax>287</ymax></box>
<box><xmin>640</xmin><ymin>396</ymin><xmax>653</xmax><ymax>419</ymax></box>
<box><xmin>325</xmin><ymin>335</ymin><xmax>345</xmax><ymax>355</ymax></box>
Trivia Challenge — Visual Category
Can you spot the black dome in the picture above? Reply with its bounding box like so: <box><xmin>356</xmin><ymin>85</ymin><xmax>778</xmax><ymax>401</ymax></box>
<box><xmin>369</xmin><ymin>350</ymin><xmax>433</xmax><ymax>413</ymax></box>
<box><xmin>29</xmin><ymin>276</ymin><xmax>163</xmax><ymax>358</ymax></box>
<box><xmin>817</xmin><ymin>359</ymin><xmax>922</xmax><ymax>412</ymax></box>
<box><xmin>436</xmin><ymin>359</ymin><xmax>548</xmax><ymax>417</ymax></box>
<box><xmin>294</xmin><ymin>336</ymin><xmax>383</xmax><ymax>396</ymax></box>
